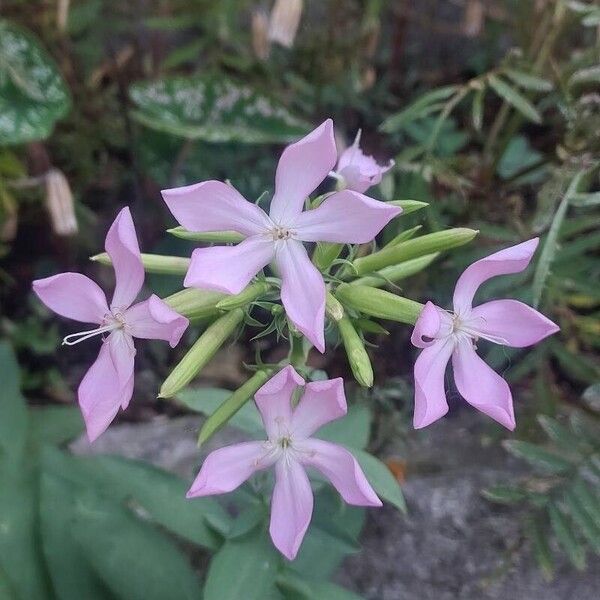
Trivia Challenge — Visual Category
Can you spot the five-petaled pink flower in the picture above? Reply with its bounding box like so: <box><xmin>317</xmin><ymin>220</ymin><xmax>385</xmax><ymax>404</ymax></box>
<box><xmin>186</xmin><ymin>365</ymin><xmax>382</xmax><ymax>560</ymax></box>
<box><xmin>162</xmin><ymin>119</ymin><xmax>401</xmax><ymax>352</ymax></box>
<box><xmin>32</xmin><ymin>207</ymin><xmax>189</xmax><ymax>442</ymax></box>
<box><xmin>330</xmin><ymin>130</ymin><xmax>395</xmax><ymax>194</ymax></box>
<box><xmin>410</xmin><ymin>238</ymin><xmax>559</xmax><ymax>430</ymax></box>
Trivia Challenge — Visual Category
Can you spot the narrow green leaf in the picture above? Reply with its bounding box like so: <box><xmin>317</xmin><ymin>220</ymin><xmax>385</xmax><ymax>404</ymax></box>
<box><xmin>387</xmin><ymin>225</ymin><xmax>423</xmax><ymax>246</ymax></box>
<box><xmin>526</xmin><ymin>515</ymin><xmax>554</xmax><ymax>580</ymax></box>
<box><xmin>532</xmin><ymin>171</ymin><xmax>585</xmax><ymax>307</ymax></box>
<box><xmin>563</xmin><ymin>489</ymin><xmax>600</xmax><ymax>553</ymax></box>
<box><xmin>482</xmin><ymin>484</ymin><xmax>527</xmax><ymax>504</ymax></box>
<box><xmin>380</xmin><ymin>86</ymin><xmax>459</xmax><ymax>133</ymax></box>
<box><xmin>572</xmin><ymin>479</ymin><xmax>600</xmax><ymax>529</ymax></box>
<box><xmin>571</xmin><ymin>192</ymin><xmax>600</xmax><ymax>208</ymax></box>
<box><xmin>537</xmin><ymin>415</ymin><xmax>586</xmax><ymax>451</ymax></box>
<box><xmin>548</xmin><ymin>503</ymin><xmax>586</xmax><ymax>570</ymax></box>
<box><xmin>502</xmin><ymin>440</ymin><xmax>574</xmax><ymax>474</ymax></box>
<box><xmin>504</xmin><ymin>69</ymin><xmax>553</xmax><ymax>91</ymax></box>
<box><xmin>488</xmin><ymin>75</ymin><xmax>542</xmax><ymax>123</ymax></box>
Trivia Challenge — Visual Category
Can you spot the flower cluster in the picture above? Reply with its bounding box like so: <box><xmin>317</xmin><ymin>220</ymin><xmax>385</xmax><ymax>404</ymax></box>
<box><xmin>32</xmin><ymin>120</ymin><xmax>558</xmax><ymax>559</ymax></box>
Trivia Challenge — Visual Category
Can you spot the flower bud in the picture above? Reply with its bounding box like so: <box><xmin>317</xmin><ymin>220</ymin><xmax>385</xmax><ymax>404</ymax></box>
<box><xmin>216</xmin><ymin>281</ymin><xmax>271</xmax><ymax>311</ymax></box>
<box><xmin>325</xmin><ymin>292</ymin><xmax>344</xmax><ymax>322</ymax></box>
<box><xmin>198</xmin><ymin>369</ymin><xmax>272</xmax><ymax>446</ymax></box>
<box><xmin>45</xmin><ymin>168</ymin><xmax>77</xmax><ymax>236</ymax></box>
<box><xmin>268</xmin><ymin>0</ymin><xmax>303</xmax><ymax>48</ymax></box>
<box><xmin>159</xmin><ymin>308</ymin><xmax>245</xmax><ymax>398</ymax></box>
<box><xmin>352</xmin><ymin>253</ymin><xmax>439</xmax><ymax>288</ymax></box>
<box><xmin>387</xmin><ymin>199</ymin><xmax>429</xmax><ymax>215</ymax></box>
<box><xmin>337</xmin><ymin>315</ymin><xmax>373</xmax><ymax>388</ymax></box>
<box><xmin>336</xmin><ymin>283</ymin><xmax>423</xmax><ymax>325</ymax></box>
<box><xmin>163</xmin><ymin>288</ymin><xmax>225</xmax><ymax>321</ymax></box>
<box><xmin>352</xmin><ymin>228</ymin><xmax>478</xmax><ymax>275</ymax></box>
<box><xmin>167</xmin><ymin>226</ymin><xmax>244</xmax><ymax>244</ymax></box>
<box><xmin>91</xmin><ymin>252</ymin><xmax>190</xmax><ymax>275</ymax></box>
<box><xmin>251</xmin><ymin>9</ymin><xmax>271</xmax><ymax>60</ymax></box>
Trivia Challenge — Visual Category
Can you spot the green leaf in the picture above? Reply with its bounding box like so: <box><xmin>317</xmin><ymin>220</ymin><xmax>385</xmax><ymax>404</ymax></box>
<box><xmin>0</xmin><ymin>341</ymin><xmax>28</xmax><ymax>468</ymax></box>
<box><xmin>482</xmin><ymin>484</ymin><xmax>527</xmax><ymax>504</ymax></box>
<box><xmin>502</xmin><ymin>440</ymin><xmax>574</xmax><ymax>474</ymax></box>
<box><xmin>291</xmin><ymin>489</ymin><xmax>364</xmax><ymax>580</ymax></box>
<box><xmin>571</xmin><ymin>479</ymin><xmax>600</xmax><ymax>529</ymax></box>
<box><xmin>0</xmin><ymin>20</ymin><xmax>71</xmax><ymax>145</ymax></box>
<box><xmin>72</xmin><ymin>490</ymin><xmax>203</xmax><ymax>600</ymax></box>
<box><xmin>571</xmin><ymin>192</ymin><xmax>600</xmax><ymax>208</ymax></box>
<box><xmin>318</xmin><ymin>404</ymin><xmax>371</xmax><ymax>449</ymax></box>
<box><xmin>203</xmin><ymin>524</ymin><xmax>281</xmax><ymax>600</ymax></box>
<box><xmin>348</xmin><ymin>447</ymin><xmax>407</xmax><ymax>513</ymax></box>
<box><xmin>536</xmin><ymin>415</ymin><xmax>586</xmax><ymax>451</ymax></box>
<box><xmin>526</xmin><ymin>515</ymin><xmax>554</xmax><ymax>580</ymax></box>
<box><xmin>380</xmin><ymin>85</ymin><xmax>459</xmax><ymax>133</ymax></box>
<box><xmin>488</xmin><ymin>75</ymin><xmax>542</xmax><ymax>123</ymax></box>
<box><xmin>548</xmin><ymin>503</ymin><xmax>586</xmax><ymax>570</ymax></box>
<box><xmin>563</xmin><ymin>488</ymin><xmax>600</xmax><ymax>553</ymax></box>
<box><xmin>177</xmin><ymin>387</ymin><xmax>264</xmax><ymax>437</ymax></box>
<box><xmin>39</xmin><ymin>472</ymin><xmax>110</xmax><ymax>600</ymax></box>
<box><xmin>29</xmin><ymin>405</ymin><xmax>84</xmax><ymax>447</ymax></box>
<box><xmin>532</xmin><ymin>171</ymin><xmax>585</xmax><ymax>307</ymax></box>
<box><xmin>277</xmin><ymin>572</ymin><xmax>363</xmax><ymax>600</ymax></box>
<box><xmin>504</xmin><ymin>69</ymin><xmax>553</xmax><ymax>92</ymax></box>
<box><xmin>129</xmin><ymin>75</ymin><xmax>309</xmax><ymax>143</ymax></box>
<box><xmin>568</xmin><ymin>65</ymin><xmax>600</xmax><ymax>88</ymax></box>
<box><xmin>66</xmin><ymin>450</ymin><xmax>228</xmax><ymax>550</ymax></box>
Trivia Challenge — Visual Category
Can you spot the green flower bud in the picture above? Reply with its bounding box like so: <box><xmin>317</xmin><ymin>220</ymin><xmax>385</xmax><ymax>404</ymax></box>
<box><xmin>336</xmin><ymin>283</ymin><xmax>423</xmax><ymax>325</ymax></box>
<box><xmin>351</xmin><ymin>253</ymin><xmax>439</xmax><ymax>288</ymax></box>
<box><xmin>352</xmin><ymin>228</ymin><xmax>478</xmax><ymax>275</ymax></box>
<box><xmin>91</xmin><ymin>252</ymin><xmax>190</xmax><ymax>275</ymax></box>
<box><xmin>197</xmin><ymin>369</ymin><xmax>272</xmax><ymax>446</ymax></box>
<box><xmin>337</xmin><ymin>315</ymin><xmax>373</xmax><ymax>388</ymax></box>
<box><xmin>167</xmin><ymin>227</ymin><xmax>244</xmax><ymax>243</ymax></box>
<box><xmin>216</xmin><ymin>281</ymin><xmax>272</xmax><ymax>311</ymax></box>
<box><xmin>325</xmin><ymin>291</ymin><xmax>344</xmax><ymax>322</ymax></box>
<box><xmin>159</xmin><ymin>308</ymin><xmax>245</xmax><ymax>398</ymax></box>
<box><xmin>163</xmin><ymin>288</ymin><xmax>225</xmax><ymax>321</ymax></box>
<box><xmin>387</xmin><ymin>199</ymin><xmax>429</xmax><ymax>215</ymax></box>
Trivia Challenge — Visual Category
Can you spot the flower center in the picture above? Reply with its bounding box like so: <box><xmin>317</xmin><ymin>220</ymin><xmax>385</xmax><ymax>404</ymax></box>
<box><xmin>62</xmin><ymin>311</ymin><xmax>126</xmax><ymax>346</ymax></box>
<box><xmin>271</xmin><ymin>226</ymin><xmax>293</xmax><ymax>241</ymax></box>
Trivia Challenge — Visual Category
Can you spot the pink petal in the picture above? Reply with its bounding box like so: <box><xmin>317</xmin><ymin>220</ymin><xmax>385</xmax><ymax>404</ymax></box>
<box><xmin>125</xmin><ymin>295</ymin><xmax>189</xmax><ymax>347</ymax></box>
<box><xmin>269</xmin><ymin>120</ymin><xmax>337</xmax><ymax>224</ymax></box>
<box><xmin>162</xmin><ymin>180</ymin><xmax>271</xmax><ymax>236</ymax></box>
<box><xmin>32</xmin><ymin>273</ymin><xmax>109</xmax><ymax>324</ymax></box>
<box><xmin>78</xmin><ymin>342</ymin><xmax>134</xmax><ymax>442</ymax></box>
<box><xmin>293</xmin><ymin>190</ymin><xmax>401</xmax><ymax>244</ymax></box>
<box><xmin>275</xmin><ymin>240</ymin><xmax>326</xmax><ymax>352</ymax></box>
<box><xmin>337</xmin><ymin>165</ymin><xmax>375</xmax><ymax>194</ymax></box>
<box><xmin>255</xmin><ymin>365</ymin><xmax>305</xmax><ymax>439</ymax></box>
<box><xmin>184</xmin><ymin>235</ymin><xmax>274</xmax><ymax>294</ymax></box>
<box><xmin>452</xmin><ymin>337</ymin><xmax>515</xmax><ymax>430</ymax></box>
<box><xmin>453</xmin><ymin>238</ymin><xmax>539</xmax><ymax>313</ymax></box>
<box><xmin>269</xmin><ymin>459</ymin><xmax>313</xmax><ymax>560</ymax></box>
<box><xmin>291</xmin><ymin>378</ymin><xmax>347</xmax><ymax>438</ymax></box>
<box><xmin>186</xmin><ymin>441</ymin><xmax>271</xmax><ymax>497</ymax></box>
<box><xmin>105</xmin><ymin>207</ymin><xmax>144</xmax><ymax>311</ymax></box>
<box><xmin>470</xmin><ymin>299</ymin><xmax>559</xmax><ymax>348</ymax></box>
<box><xmin>410</xmin><ymin>301</ymin><xmax>452</xmax><ymax>348</ymax></box>
<box><xmin>413</xmin><ymin>339</ymin><xmax>454</xmax><ymax>428</ymax></box>
<box><xmin>107</xmin><ymin>330</ymin><xmax>136</xmax><ymax>390</ymax></box>
<box><xmin>300</xmin><ymin>439</ymin><xmax>381</xmax><ymax>507</ymax></box>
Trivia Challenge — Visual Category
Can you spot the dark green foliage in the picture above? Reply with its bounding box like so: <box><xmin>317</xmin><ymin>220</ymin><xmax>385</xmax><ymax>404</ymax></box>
<box><xmin>484</xmin><ymin>413</ymin><xmax>600</xmax><ymax>579</ymax></box>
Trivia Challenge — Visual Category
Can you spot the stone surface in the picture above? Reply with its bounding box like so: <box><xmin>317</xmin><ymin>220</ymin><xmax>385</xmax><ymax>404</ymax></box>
<box><xmin>71</xmin><ymin>412</ymin><xmax>600</xmax><ymax>600</ymax></box>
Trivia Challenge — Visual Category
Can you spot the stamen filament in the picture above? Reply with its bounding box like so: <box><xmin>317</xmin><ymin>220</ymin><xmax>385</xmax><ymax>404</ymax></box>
<box><xmin>62</xmin><ymin>323</ymin><xmax>118</xmax><ymax>346</ymax></box>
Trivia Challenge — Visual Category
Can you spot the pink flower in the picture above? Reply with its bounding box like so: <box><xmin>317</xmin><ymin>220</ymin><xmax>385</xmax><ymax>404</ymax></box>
<box><xmin>162</xmin><ymin>120</ymin><xmax>401</xmax><ymax>352</ymax></box>
<box><xmin>330</xmin><ymin>130</ymin><xmax>395</xmax><ymax>194</ymax></box>
<box><xmin>410</xmin><ymin>238</ymin><xmax>559</xmax><ymax>430</ymax></box>
<box><xmin>186</xmin><ymin>365</ymin><xmax>382</xmax><ymax>560</ymax></box>
<box><xmin>32</xmin><ymin>208</ymin><xmax>189</xmax><ymax>442</ymax></box>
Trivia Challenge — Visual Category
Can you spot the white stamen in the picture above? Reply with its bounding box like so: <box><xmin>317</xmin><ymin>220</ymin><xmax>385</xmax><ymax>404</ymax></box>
<box><xmin>62</xmin><ymin>323</ymin><xmax>119</xmax><ymax>346</ymax></box>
